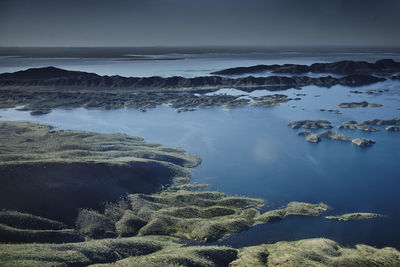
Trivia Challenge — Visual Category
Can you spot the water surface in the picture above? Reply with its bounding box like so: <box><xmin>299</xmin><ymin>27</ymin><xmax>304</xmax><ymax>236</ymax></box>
<box><xmin>1</xmin><ymin>50</ymin><xmax>400</xmax><ymax>248</ymax></box>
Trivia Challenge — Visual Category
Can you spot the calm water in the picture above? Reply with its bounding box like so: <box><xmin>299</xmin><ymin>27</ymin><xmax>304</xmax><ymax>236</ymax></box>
<box><xmin>1</xmin><ymin>49</ymin><xmax>400</xmax><ymax>248</ymax></box>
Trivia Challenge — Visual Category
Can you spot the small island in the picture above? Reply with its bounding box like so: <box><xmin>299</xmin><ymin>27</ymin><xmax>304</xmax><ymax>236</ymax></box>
<box><xmin>352</xmin><ymin>138</ymin><xmax>376</xmax><ymax>147</ymax></box>
<box><xmin>338</xmin><ymin>101</ymin><xmax>382</xmax><ymax>108</ymax></box>
<box><xmin>306</xmin><ymin>130</ymin><xmax>352</xmax><ymax>143</ymax></box>
<box><xmin>338</xmin><ymin>118</ymin><xmax>400</xmax><ymax>132</ymax></box>
<box><xmin>288</xmin><ymin>120</ymin><xmax>332</xmax><ymax>130</ymax></box>
<box><xmin>326</xmin><ymin>212</ymin><xmax>381</xmax><ymax>221</ymax></box>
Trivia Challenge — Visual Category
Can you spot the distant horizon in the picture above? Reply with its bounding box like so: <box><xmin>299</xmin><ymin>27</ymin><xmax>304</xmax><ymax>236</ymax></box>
<box><xmin>1</xmin><ymin>45</ymin><xmax>400</xmax><ymax>48</ymax></box>
<box><xmin>1</xmin><ymin>0</ymin><xmax>400</xmax><ymax>47</ymax></box>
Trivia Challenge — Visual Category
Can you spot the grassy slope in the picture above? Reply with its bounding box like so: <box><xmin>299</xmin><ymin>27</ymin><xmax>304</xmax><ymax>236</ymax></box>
<box><xmin>75</xmin><ymin>185</ymin><xmax>330</xmax><ymax>243</ymax></box>
<box><xmin>231</xmin><ymin>238</ymin><xmax>400</xmax><ymax>267</ymax></box>
<box><xmin>0</xmin><ymin>121</ymin><xmax>200</xmax><ymax>223</ymax></box>
<box><xmin>0</xmin><ymin>121</ymin><xmax>200</xmax><ymax>168</ymax></box>
<box><xmin>0</xmin><ymin>235</ymin><xmax>179</xmax><ymax>267</ymax></box>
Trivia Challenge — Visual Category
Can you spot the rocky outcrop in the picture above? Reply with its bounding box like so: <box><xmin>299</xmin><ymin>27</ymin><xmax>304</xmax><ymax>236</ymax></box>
<box><xmin>288</xmin><ymin>120</ymin><xmax>332</xmax><ymax>129</ymax></box>
<box><xmin>306</xmin><ymin>130</ymin><xmax>352</xmax><ymax>143</ymax></box>
<box><xmin>386</xmin><ymin>125</ymin><xmax>400</xmax><ymax>131</ymax></box>
<box><xmin>326</xmin><ymin>212</ymin><xmax>381</xmax><ymax>221</ymax></box>
<box><xmin>249</xmin><ymin>94</ymin><xmax>294</xmax><ymax>107</ymax></box>
<box><xmin>338</xmin><ymin>121</ymin><xmax>379</xmax><ymax>132</ymax></box>
<box><xmin>352</xmin><ymin>138</ymin><xmax>376</xmax><ymax>147</ymax></box>
<box><xmin>338</xmin><ymin>101</ymin><xmax>382</xmax><ymax>108</ymax></box>
<box><xmin>212</xmin><ymin>58</ymin><xmax>400</xmax><ymax>75</ymax></box>
<box><xmin>338</xmin><ymin>118</ymin><xmax>400</xmax><ymax>132</ymax></box>
<box><xmin>297</xmin><ymin>129</ymin><xmax>312</xmax><ymax>136</ymax></box>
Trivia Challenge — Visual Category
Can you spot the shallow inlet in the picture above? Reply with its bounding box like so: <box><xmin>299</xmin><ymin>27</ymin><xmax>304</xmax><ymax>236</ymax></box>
<box><xmin>0</xmin><ymin>161</ymin><xmax>177</xmax><ymax>224</ymax></box>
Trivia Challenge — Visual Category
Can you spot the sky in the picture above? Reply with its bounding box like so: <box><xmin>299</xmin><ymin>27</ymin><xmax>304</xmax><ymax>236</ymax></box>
<box><xmin>0</xmin><ymin>0</ymin><xmax>400</xmax><ymax>47</ymax></box>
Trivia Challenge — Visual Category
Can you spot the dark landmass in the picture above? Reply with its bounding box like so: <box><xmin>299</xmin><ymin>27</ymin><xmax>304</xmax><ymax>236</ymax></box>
<box><xmin>319</xmin><ymin>109</ymin><xmax>342</xmax><ymax>114</ymax></box>
<box><xmin>338</xmin><ymin>101</ymin><xmax>382</xmax><ymax>108</ymax></box>
<box><xmin>0</xmin><ymin>121</ymin><xmax>200</xmax><ymax>223</ymax></box>
<box><xmin>0</xmin><ymin>89</ymin><xmax>294</xmax><ymax>115</ymax></box>
<box><xmin>0</xmin><ymin>67</ymin><xmax>383</xmax><ymax>90</ymax></box>
<box><xmin>0</xmin><ymin>66</ymin><xmax>385</xmax><ymax>114</ymax></box>
<box><xmin>212</xmin><ymin>58</ymin><xmax>400</xmax><ymax>75</ymax></box>
<box><xmin>350</xmin><ymin>89</ymin><xmax>389</xmax><ymax>95</ymax></box>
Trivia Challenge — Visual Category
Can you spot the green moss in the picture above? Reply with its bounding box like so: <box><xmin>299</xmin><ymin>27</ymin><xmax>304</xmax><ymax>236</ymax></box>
<box><xmin>0</xmin><ymin>236</ymin><xmax>176</xmax><ymax>267</ymax></box>
<box><xmin>0</xmin><ymin>210</ymin><xmax>66</xmax><ymax>230</ymax></box>
<box><xmin>0</xmin><ymin>121</ymin><xmax>200</xmax><ymax>223</ymax></box>
<box><xmin>77</xmin><ymin>189</ymin><xmax>332</xmax><ymax>243</ymax></box>
<box><xmin>230</xmin><ymin>238</ymin><xmax>400</xmax><ymax>267</ymax></box>
<box><xmin>255</xmin><ymin>202</ymin><xmax>329</xmax><ymax>223</ymax></box>
<box><xmin>168</xmin><ymin>183</ymin><xmax>209</xmax><ymax>191</ymax></box>
<box><xmin>115</xmin><ymin>211</ymin><xmax>147</xmax><ymax>237</ymax></box>
<box><xmin>92</xmin><ymin>246</ymin><xmax>238</xmax><ymax>267</ymax></box>
<box><xmin>75</xmin><ymin>209</ymin><xmax>116</xmax><ymax>239</ymax></box>
<box><xmin>0</xmin><ymin>223</ymin><xmax>83</xmax><ymax>244</ymax></box>
<box><xmin>0</xmin><ymin>121</ymin><xmax>200</xmax><ymax>168</ymax></box>
<box><xmin>74</xmin><ymin>188</ymin><xmax>264</xmax><ymax>242</ymax></box>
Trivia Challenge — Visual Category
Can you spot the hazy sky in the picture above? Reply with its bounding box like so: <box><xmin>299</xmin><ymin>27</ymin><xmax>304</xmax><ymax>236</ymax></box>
<box><xmin>1</xmin><ymin>0</ymin><xmax>400</xmax><ymax>47</ymax></box>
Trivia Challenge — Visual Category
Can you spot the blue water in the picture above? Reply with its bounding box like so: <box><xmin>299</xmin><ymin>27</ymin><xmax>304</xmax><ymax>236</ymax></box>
<box><xmin>1</xmin><ymin>50</ymin><xmax>400</xmax><ymax>248</ymax></box>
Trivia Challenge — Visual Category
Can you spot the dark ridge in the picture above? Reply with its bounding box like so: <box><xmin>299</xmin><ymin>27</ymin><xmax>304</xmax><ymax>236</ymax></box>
<box><xmin>0</xmin><ymin>66</ymin><xmax>385</xmax><ymax>90</ymax></box>
<box><xmin>0</xmin><ymin>66</ymin><xmax>100</xmax><ymax>80</ymax></box>
<box><xmin>211</xmin><ymin>58</ymin><xmax>400</xmax><ymax>75</ymax></box>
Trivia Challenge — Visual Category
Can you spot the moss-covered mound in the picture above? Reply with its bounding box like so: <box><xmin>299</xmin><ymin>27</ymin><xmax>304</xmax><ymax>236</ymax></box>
<box><xmin>0</xmin><ymin>235</ymin><xmax>177</xmax><ymax>267</ymax></box>
<box><xmin>91</xmin><ymin>246</ymin><xmax>238</xmax><ymax>267</ymax></box>
<box><xmin>230</xmin><ymin>238</ymin><xmax>400</xmax><ymax>267</ymax></box>
<box><xmin>255</xmin><ymin>202</ymin><xmax>329</xmax><ymax>223</ymax></box>
<box><xmin>0</xmin><ymin>121</ymin><xmax>200</xmax><ymax>222</ymax></box>
<box><xmin>76</xmin><ymin>188</ymin><xmax>264</xmax><ymax>242</ymax></box>
<box><xmin>0</xmin><ymin>210</ymin><xmax>66</xmax><ymax>230</ymax></box>
<box><xmin>75</xmin><ymin>186</ymin><xmax>333</xmax><ymax>243</ymax></box>
<box><xmin>3</xmin><ymin>236</ymin><xmax>399</xmax><ymax>267</ymax></box>
<box><xmin>2</xmin><ymin>236</ymin><xmax>400</xmax><ymax>267</ymax></box>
